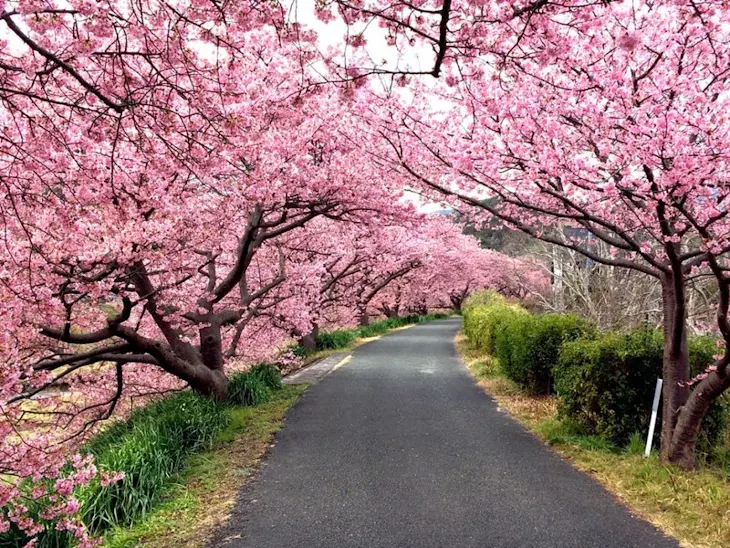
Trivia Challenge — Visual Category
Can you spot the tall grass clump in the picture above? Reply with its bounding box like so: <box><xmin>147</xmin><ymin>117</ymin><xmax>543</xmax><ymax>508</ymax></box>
<box><xmin>249</xmin><ymin>362</ymin><xmax>283</xmax><ymax>390</ymax></box>
<box><xmin>227</xmin><ymin>371</ymin><xmax>272</xmax><ymax>407</ymax></box>
<box><xmin>79</xmin><ymin>392</ymin><xmax>229</xmax><ymax>533</ymax></box>
<box><xmin>315</xmin><ymin>328</ymin><xmax>359</xmax><ymax>350</ymax></box>
<box><xmin>357</xmin><ymin>317</ymin><xmax>403</xmax><ymax>338</ymax></box>
<box><xmin>5</xmin><ymin>363</ymin><xmax>286</xmax><ymax>546</ymax></box>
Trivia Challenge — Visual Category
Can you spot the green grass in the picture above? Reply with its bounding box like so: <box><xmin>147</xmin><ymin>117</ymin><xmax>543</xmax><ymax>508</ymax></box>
<box><xmin>80</xmin><ymin>392</ymin><xmax>231</xmax><ymax>534</ymax></box>
<box><xmin>314</xmin><ymin>328</ymin><xmax>359</xmax><ymax>350</ymax></box>
<box><xmin>2</xmin><ymin>363</ymin><xmax>301</xmax><ymax>548</ymax></box>
<box><xmin>456</xmin><ymin>332</ymin><xmax>730</xmax><ymax>548</ymax></box>
<box><xmin>0</xmin><ymin>392</ymin><xmax>233</xmax><ymax>547</ymax></box>
<box><xmin>103</xmin><ymin>385</ymin><xmax>306</xmax><ymax>548</ymax></box>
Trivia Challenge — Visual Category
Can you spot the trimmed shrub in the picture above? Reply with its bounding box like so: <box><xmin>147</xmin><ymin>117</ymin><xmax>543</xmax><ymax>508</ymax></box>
<box><xmin>496</xmin><ymin>312</ymin><xmax>594</xmax><ymax>395</ymax></box>
<box><xmin>463</xmin><ymin>303</ymin><xmax>525</xmax><ymax>354</ymax></box>
<box><xmin>227</xmin><ymin>370</ymin><xmax>272</xmax><ymax>407</ymax></box>
<box><xmin>463</xmin><ymin>289</ymin><xmax>505</xmax><ymax>312</ymax></box>
<box><xmin>80</xmin><ymin>392</ymin><xmax>228</xmax><ymax>532</ymax></box>
<box><xmin>555</xmin><ymin>329</ymin><xmax>662</xmax><ymax>446</ymax></box>
<box><xmin>555</xmin><ymin>329</ymin><xmax>727</xmax><ymax>452</ymax></box>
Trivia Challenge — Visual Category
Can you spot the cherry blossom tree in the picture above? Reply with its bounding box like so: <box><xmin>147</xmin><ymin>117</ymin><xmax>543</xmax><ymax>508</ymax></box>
<box><xmin>371</xmin><ymin>220</ymin><xmax>549</xmax><ymax>314</ymax></box>
<box><xmin>228</xmin><ymin>204</ymin><xmax>424</xmax><ymax>350</ymax></box>
<box><xmin>259</xmin><ymin>214</ymin><xmax>542</xmax><ymax>346</ymax></box>
<box><xmin>0</xmin><ymin>0</ymin><xmax>409</xmax><ymax>538</ymax></box>
<box><xmin>377</xmin><ymin>0</ymin><xmax>730</xmax><ymax>467</ymax></box>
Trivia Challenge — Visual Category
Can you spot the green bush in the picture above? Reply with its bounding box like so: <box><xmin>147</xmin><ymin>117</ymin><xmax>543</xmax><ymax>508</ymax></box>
<box><xmin>555</xmin><ymin>329</ymin><xmax>662</xmax><ymax>446</ymax></box>
<box><xmin>227</xmin><ymin>370</ymin><xmax>273</xmax><ymax>407</ymax></box>
<box><xmin>463</xmin><ymin>289</ymin><xmax>506</xmax><ymax>312</ymax></box>
<box><xmin>555</xmin><ymin>329</ymin><xmax>727</xmax><ymax>452</ymax></box>
<box><xmin>80</xmin><ymin>391</ymin><xmax>229</xmax><ymax>533</ymax></box>
<box><xmin>496</xmin><ymin>312</ymin><xmax>594</xmax><ymax>395</ymax></box>
<box><xmin>463</xmin><ymin>303</ymin><xmax>525</xmax><ymax>353</ymax></box>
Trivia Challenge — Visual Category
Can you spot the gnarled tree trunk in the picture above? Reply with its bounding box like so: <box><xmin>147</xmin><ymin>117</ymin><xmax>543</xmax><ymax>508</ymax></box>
<box><xmin>197</xmin><ymin>323</ymin><xmax>229</xmax><ymax>400</ymax></box>
<box><xmin>668</xmin><ymin>368</ymin><xmax>730</xmax><ymax>468</ymax></box>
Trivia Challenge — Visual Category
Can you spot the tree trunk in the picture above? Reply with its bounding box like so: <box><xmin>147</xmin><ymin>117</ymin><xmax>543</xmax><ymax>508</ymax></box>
<box><xmin>668</xmin><ymin>368</ymin><xmax>730</xmax><ymax>469</ymax></box>
<box><xmin>298</xmin><ymin>324</ymin><xmax>319</xmax><ymax>352</ymax></box>
<box><xmin>450</xmin><ymin>294</ymin><xmax>464</xmax><ymax>312</ymax></box>
<box><xmin>190</xmin><ymin>369</ymin><xmax>228</xmax><ymax>400</ymax></box>
<box><xmin>552</xmin><ymin>247</ymin><xmax>565</xmax><ymax>312</ymax></box>
<box><xmin>659</xmin><ymin>274</ymin><xmax>690</xmax><ymax>461</ymax></box>
<box><xmin>197</xmin><ymin>324</ymin><xmax>228</xmax><ymax>400</ymax></box>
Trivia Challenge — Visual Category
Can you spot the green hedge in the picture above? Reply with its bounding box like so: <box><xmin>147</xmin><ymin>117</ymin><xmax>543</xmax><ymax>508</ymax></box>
<box><xmin>463</xmin><ymin>298</ymin><xmax>592</xmax><ymax>395</ymax></box>
<box><xmin>462</xmin><ymin>289</ymin><xmax>506</xmax><ymax>312</ymax></box>
<box><xmin>463</xmin><ymin>302</ymin><xmax>525</xmax><ymax>354</ymax></box>
<box><xmin>555</xmin><ymin>330</ymin><xmax>727</xmax><ymax>452</ymax></box>
<box><xmin>496</xmin><ymin>312</ymin><xmax>594</xmax><ymax>395</ymax></box>
<box><xmin>463</xmin><ymin>300</ymin><xmax>728</xmax><ymax>455</ymax></box>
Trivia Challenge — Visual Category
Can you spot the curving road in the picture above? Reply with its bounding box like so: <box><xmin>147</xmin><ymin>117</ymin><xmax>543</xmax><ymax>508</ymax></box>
<box><xmin>213</xmin><ymin>318</ymin><xmax>676</xmax><ymax>548</ymax></box>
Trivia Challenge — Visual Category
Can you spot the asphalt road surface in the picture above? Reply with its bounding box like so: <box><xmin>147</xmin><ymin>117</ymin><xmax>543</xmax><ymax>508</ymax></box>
<box><xmin>214</xmin><ymin>318</ymin><xmax>677</xmax><ymax>548</ymax></box>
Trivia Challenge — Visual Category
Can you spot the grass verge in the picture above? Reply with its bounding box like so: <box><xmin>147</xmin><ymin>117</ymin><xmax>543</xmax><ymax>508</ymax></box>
<box><xmin>102</xmin><ymin>385</ymin><xmax>307</xmax><ymax>548</ymax></box>
<box><xmin>455</xmin><ymin>332</ymin><xmax>730</xmax><ymax>548</ymax></box>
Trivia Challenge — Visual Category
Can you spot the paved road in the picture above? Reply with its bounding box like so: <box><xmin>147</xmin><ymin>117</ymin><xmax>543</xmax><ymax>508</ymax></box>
<box><xmin>214</xmin><ymin>318</ymin><xmax>676</xmax><ymax>548</ymax></box>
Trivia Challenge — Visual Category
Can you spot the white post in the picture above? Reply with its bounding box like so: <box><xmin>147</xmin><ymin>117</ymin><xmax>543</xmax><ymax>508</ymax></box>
<box><xmin>645</xmin><ymin>378</ymin><xmax>663</xmax><ymax>457</ymax></box>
